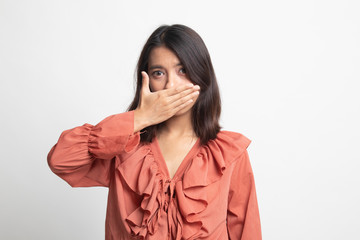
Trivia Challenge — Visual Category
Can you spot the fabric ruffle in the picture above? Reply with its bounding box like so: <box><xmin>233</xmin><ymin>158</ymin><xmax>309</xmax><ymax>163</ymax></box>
<box><xmin>177</xmin><ymin>131</ymin><xmax>251</xmax><ymax>239</ymax></box>
<box><xmin>117</xmin><ymin>146</ymin><xmax>163</xmax><ymax>239</ymax></box>
<box><xmin>116</xmin><ymin>131</ymin><xmax>251</xmax><ymax>239</ymax></box>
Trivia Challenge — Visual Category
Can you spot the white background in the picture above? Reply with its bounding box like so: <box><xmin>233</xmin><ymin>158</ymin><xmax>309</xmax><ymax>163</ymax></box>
<box><xmin>1</xmin><ymin>0</ymin><xmax>359</xmax><ymax>239</ymax></box>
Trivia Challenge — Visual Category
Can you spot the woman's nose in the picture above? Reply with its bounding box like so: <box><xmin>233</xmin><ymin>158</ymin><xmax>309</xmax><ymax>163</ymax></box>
<box><xmin>165</xmin><ymin>73</ymin><xmax>180</xmax><ymax>89</ymax></box>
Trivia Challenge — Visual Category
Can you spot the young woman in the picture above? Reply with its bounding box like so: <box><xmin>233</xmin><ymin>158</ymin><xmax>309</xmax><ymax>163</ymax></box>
<box><xmin>48</xmin><ymin>24</ymin><xmax>262</xmax><ymax>240</ymax></box>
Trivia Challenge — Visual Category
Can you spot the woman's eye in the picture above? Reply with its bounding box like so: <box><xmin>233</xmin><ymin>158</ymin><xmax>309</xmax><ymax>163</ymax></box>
<box><xmin>152</xmin><ymin>71</ymin><xmax>164</xmax><ymax>77</ymax></box>
<box><xmin>179</xmin><ymin>68</ymin><xmax>186</xmax><ymax>74</ymax></box>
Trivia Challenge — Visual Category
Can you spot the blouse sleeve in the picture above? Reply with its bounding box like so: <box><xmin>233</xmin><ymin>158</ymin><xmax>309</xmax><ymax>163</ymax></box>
<box><xmin>47</xmin><ymin>111</ymin><xmax>140</xmax><ymax>188</ymax></box>
<box><xmin>227</xmin><ymin>150</ymin><xmax>262</xmax><ymax>240</ymax></box>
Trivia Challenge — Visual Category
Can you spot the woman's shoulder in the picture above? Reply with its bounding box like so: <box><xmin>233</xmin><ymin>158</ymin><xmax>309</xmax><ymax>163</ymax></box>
<box><xmin>212</xmin><ymin>130</ymin><xmax>251</xmax><ymax>150</ymax></box>
<box><xmin>217</xmin><ymin>130</ymin><xmax>251</xmax><ymax>145</ymax></box>
<box><xmin>200</xmin><ymin>130</ymin><xmax>251</xmax><ymax>163</ymax></box>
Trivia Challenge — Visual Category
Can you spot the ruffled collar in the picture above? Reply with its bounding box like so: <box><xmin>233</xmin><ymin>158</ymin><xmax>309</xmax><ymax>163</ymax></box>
<box><xmin>117</xmin><ymin>130</ymin><xmax>251</xmax><ymax>239</ymax></box>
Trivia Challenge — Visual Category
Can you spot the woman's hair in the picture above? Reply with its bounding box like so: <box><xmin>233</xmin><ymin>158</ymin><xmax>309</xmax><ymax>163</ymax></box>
<box><xmin>127</xmin><ymin>24</ymin><xmax>221</xmax><ymax>145</ymax></box>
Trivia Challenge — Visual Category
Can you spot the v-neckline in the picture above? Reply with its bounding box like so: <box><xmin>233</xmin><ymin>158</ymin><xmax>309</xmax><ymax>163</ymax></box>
<box><xmin>152</xmin><ymin>136</ymin><xmax>201</xmax><ymax>181</ymax></box>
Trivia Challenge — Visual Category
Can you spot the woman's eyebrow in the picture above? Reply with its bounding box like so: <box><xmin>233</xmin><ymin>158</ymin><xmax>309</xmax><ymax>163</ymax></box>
<box><xmin>149</xmin><ymin>65</ymin><xmax>163</xmax><ymax>70</ymax></box>
<box><xmin>149</xmin><ymin>63</ymin><xmax>182</xmax><ymax>70</ymax></box>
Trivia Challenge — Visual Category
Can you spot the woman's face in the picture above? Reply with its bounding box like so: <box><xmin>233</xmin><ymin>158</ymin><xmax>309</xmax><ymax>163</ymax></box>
<box><xmin>147</xmin><ymin>46</ymin><xmax>198</xmax><ymax>116</ymax></box>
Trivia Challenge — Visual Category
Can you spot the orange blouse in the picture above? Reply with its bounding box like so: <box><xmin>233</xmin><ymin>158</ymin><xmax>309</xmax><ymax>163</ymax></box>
<box><xmin>47</xmin><ymin>111</ymin><xmax>262</xmax><ymax>240</ymax></box>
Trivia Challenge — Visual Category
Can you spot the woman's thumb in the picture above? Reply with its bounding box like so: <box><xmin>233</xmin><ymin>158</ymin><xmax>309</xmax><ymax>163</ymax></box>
<box><xmin>141</xmin><ymin>71</ymin><xmax>150</xmax><ymax>94</ymax></box>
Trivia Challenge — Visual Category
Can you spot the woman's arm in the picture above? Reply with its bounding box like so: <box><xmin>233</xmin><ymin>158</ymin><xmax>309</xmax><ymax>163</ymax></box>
<box><xmin>47</xmin><ymin>111</ymin><xmax>140</xmax><ymax>187</ymax></box>
<box><xmin>227</xmin><ymin>150</ymin><xmax>262</xmax><ymax>240</ymax></box>
<box><xmin>48</xmin><ymin>72</ymin><xmax>199</xmax><ymax>188</ymax></box>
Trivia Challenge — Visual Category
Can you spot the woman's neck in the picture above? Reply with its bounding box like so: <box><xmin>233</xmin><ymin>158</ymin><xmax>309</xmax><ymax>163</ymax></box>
<box><xmin>158</xmin><ymin>111</ymin><xmax>195</xmax><ymax>139</ymax></box>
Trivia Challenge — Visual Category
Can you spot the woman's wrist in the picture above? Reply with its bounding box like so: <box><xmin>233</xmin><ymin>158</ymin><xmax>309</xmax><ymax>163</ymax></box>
<box><xmin>133</xmin><ymin>109</ymin><xmax>151</xmax><ymax>133</ymax></box>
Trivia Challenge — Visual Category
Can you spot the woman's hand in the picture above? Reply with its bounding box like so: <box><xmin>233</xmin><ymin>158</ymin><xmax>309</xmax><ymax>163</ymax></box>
<box><xmin>133</xmin><ymin>71</ymin><xmax>200</xmax><ymax>133</ymax></box>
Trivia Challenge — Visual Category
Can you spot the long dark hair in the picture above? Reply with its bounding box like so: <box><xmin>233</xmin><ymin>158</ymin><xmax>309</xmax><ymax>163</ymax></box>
<box><xmin>128</xmin><ymin>24</ymin><xmax>221</xmax><ymax>145</ymax></box>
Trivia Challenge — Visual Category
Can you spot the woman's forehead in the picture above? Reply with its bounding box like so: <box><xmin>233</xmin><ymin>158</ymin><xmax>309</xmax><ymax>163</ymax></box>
<box><xmin>148</xmin><ymin>46</ymin><xmax>182</xmax><ymax>67</ymax></box>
